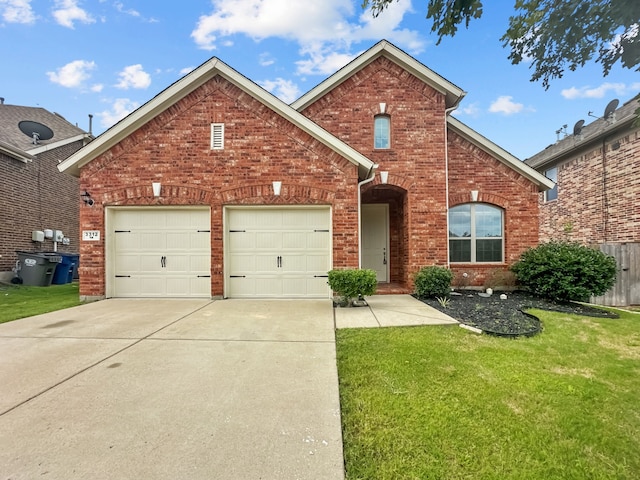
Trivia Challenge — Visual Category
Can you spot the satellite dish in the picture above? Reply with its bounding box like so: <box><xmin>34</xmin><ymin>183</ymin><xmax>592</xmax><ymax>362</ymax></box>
<box><xmin>603</xmin><ymin>99</ymin><xmax>619</xmax><ymax>120</ymax></box>
<box><xmin>18</xmin><ymin>120</ymin><xmax>54</xmax><ymax>144</ymax></box>
<box><xmin>573</xmin><ymin>119</ymin><xmax>585</xmax><ymax>136</ymax></box>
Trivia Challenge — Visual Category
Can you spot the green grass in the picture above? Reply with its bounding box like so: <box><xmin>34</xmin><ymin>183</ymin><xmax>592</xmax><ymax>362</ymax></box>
<box><xmin>0</xmin><ymin>282</ymin><xmax>82</xmax><ymax>323</ymax></box>
<box><xmin>337</xmin><ymin>308</ymin><xmax>640</xmax><ymax>479</ymax></box>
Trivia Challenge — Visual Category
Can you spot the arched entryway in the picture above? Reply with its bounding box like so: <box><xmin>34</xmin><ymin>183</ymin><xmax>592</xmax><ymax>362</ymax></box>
<box><xmin>361</xmin><ymin>184</ymin><xmax>409</xmax><ymax>291</ymax></box>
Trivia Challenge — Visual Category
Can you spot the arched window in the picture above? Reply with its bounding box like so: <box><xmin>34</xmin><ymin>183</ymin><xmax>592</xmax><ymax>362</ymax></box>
<box><xmin>449</xmin><ymin>204</ymin><xmax>503</xmax><ymax>263</ymax></box>
<box><xmin>374</xmin><ymin>115</ymin><xmax>390</xmax><ymax>149</ymax></box>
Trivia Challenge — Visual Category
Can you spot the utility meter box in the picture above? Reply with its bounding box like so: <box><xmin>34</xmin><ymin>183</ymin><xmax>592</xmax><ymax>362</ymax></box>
<box><xmin>54</xmin><ymin>230</ymin><xmax>64</xmax><ymax>242</ymax></box>
<box><xmin>32</xmin><ymin>231</ymin><xmax>45</xmax><ymax>242</ymax></box>
<box><xmin>44</xmin><ymin>229</ymin><xmax>53</xmax><ymax>239</ymax></box>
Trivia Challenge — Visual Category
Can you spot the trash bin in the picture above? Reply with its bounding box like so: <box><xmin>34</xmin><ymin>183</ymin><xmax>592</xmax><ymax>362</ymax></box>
<box><xmin>16</xmin><ymin>251</ymin><xmax>62</xmax><ymax>287</ymax></box>
<box><xmin>50</xmin><ymin>253</ymin><xmax>79</xmax><ymax>284</ymax></box>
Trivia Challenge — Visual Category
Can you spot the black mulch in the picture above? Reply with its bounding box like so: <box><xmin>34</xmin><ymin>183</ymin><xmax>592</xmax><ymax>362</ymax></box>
<box><xmin>416</xmin><ymin>290</ymin><xmax>618</xmax><ymax>338</ymax></box>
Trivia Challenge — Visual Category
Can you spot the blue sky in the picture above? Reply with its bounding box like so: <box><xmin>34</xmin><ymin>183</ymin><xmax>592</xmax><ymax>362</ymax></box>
<box><xmin>1</xmin><ymin>0</ymin><xmax>638</xmax><ymax>160</ymax></box>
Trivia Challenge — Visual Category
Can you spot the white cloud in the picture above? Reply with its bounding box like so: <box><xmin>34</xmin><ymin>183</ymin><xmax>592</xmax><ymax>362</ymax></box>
<box><xmin>259</xmin><ymin>77</ymin><xmax>301</xmax><ymax>103</ymax></box>
<box><xmin>259</xmin><ymin>52</ymin><xmax>275</xmax><ymax>67</ymax></box>
<box><xmin>190</xmin><ymin>0</ymin><xmax>423</xmax><ymax>76</ymax></box>
<box><xmin>52</xmin><ymin>0</ymin><xmax>95</xmax><ymax>28</ymax></box>
<box><xmin>0</xmin><ymin>0</ymin><xmax>36</xmax><ymax>24</ymax></box>
<box><xmin>98</xmin><ymin>98</ymin><xmax>139</xmax><ymax>128</ymax></box>
<box><xmin>454</xmin><ymin>102</ymin><xmax>480</xmax><ymax>117</ymax></box>
<box><xmin>561</xmin><ymin>82</ymin><xmax>640</xmax><ymax>100</ymax></box>
<box><xmin>46</xmin><ymin>59</ymin><xmax>96</xmax><ymax>88</ymax></box>
<box><xmin>115</xmin><ymin>64</ymin><xmax>151</xmax><ymax>89</ymax></box>
<box><xmin>489</xmin><ymin>96</ymin><xmax>524</xmax><ymax>116</ymax></box>
<box><xmin>180</xmin><ymin>66</ymin><xmax>195</xmax><ymax>76</ymax></box>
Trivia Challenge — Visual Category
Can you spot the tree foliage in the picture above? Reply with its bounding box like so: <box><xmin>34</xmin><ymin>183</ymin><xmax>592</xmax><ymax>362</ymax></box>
<box><xmin>362</xmin><ymin>0</ymin><xmax>640</xmax><ymax>89</ymax></box>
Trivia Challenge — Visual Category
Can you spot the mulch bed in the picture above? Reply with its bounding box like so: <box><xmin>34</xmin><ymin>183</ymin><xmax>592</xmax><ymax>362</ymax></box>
<box><xmin>417</xmin><ymin>291</ymin><xmax>618</xmax><ymax>338</ymax></box>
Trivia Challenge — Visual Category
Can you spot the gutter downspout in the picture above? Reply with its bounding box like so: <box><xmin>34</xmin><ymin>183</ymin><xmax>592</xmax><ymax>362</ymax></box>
<box><xmin>444</xmin><ymin>105</ymin><xmax>458</xmax><ymax>269</ymax></box>
<box><xmin>358</xmin><ymin>164</ymin><xmax>379</xmax><ymax>268</ymax></box>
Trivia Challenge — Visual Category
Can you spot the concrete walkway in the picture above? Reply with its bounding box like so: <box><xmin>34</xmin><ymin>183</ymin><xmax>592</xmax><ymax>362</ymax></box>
<box><xmin>335</xmin><ymin>294</ymin><xmax>459</xmax><ymax>329</ymax></box>
<box><xmin>0</xmin><ymin>295</ymin><xmax>455</xmax><ymax>480</ymax></box>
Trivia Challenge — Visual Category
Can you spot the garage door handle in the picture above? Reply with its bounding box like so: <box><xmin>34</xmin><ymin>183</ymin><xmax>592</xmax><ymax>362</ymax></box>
<box><xmin>314</xmin><ymin>275</ymin><xmax>329</xmax><ymax>278</ymax></box>
<box><xmin>277</xmin><ymin>256</ymin><xmax>282</xmax><ymax>268</ymax></box>
<box><xmin>160</xmin><ymin>256</ymin><xmax>166</xmax><ymax>268</ymax></box>
<box><xmin>115</xmin><ymin>275</ymin><xmax>131</xmax><ymax>278</ymax></box>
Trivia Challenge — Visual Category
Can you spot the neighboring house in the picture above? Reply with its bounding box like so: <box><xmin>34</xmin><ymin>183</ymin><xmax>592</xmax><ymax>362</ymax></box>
<box><xmin>58</xmin><ymin>40</ymin><xmax>552</xmax><ymax>301</ymax></box>
<box><xmin>0</xmin><ymin>100</ymin><xmax>91</xmax><ymax>282</ymax></box>
<box><xmin>526</xmin><ymin>95</ymin><xmax>640</xmax><ymax>306</ymax></box>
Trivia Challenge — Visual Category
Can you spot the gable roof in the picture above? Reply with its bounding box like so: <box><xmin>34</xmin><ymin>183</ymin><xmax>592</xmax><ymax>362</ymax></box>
<box><xmin>291</xmin><ymin>40</ymin><xmax>467</xmax><ymax>112</ymax></box>
<box><xmin>0</xmin><ymin>104</ymin><xmax>88</xmax><ymax>163</ymax></box>
<box><xmin>525</xmin><ymin>95</ymin><xmax>640</xmax><ymax>170</ymax></box>
<box><xmin>58</xmin><ymin>58</ymin><xmax>375</xmax><ymax>178</ymax></box>
<box><xmin>448</xmin><ymin>116</ymin><xmax>555</xmax><ymax>191</ymax></box>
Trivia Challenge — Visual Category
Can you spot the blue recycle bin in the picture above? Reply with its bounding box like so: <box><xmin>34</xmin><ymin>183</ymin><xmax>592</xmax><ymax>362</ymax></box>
<box><xmin>52</xmin><ymin>253</ymin><xmax>79</xmax><ymax>284</ymax></box>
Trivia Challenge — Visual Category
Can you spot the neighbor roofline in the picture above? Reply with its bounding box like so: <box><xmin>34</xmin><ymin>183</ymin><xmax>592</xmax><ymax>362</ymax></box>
<box><xmin>291</xmin><ymin>39</ymin><xmax>466</xmax><ymax>112</ymax></box>
<box><xmin>525</xmin><ymin>113</ymin><xmax>639</xmax><ymax>170</ymax></box>
<box><xmin>447</xmin><ymin>116</ymin><xmax>555</xmax><ymax>191</ymax></box>
<box><xmin>27</xmin><ymin>133</ymin><xmax>93</xmax><ymax>156</ymax></box>
<box><xmin>58</xmin><ymin>58</ymin><xmax>374</xmax><ymax>178</ymax></box>
<box><xmin>0</xmin><ymin>140</ymin><xmax>34</xmax><ymax>163</ymax></box>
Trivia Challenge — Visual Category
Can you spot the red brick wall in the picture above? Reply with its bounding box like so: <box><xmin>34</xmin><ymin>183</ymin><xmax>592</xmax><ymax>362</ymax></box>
<box><xmin>0</xmin><ymin>142</ymin><xmax>81</xmax><ymax>275</ymax></box>
<box><xmin>301</xmin><ymin>57</ymin><xmax>449</xmax><ymax>286</ymax></box>
<box><xmin>78</xmin><ymin>76</ymin><xmax>359</xmax><ymax>298</ymax></box>
<box><xmin>301</xmin><ymin>56</ymin><xmax>541</xmax><ymax>288</ymax></box>
<box><xmin>447</xmin><ymin>131</ymin><xmax>541</xmax><ymax>287</ymax></box>
<box><xmin>539</xmin><ymin>128</ymin><xmax>640</xmax><ymax>244</ymax></box>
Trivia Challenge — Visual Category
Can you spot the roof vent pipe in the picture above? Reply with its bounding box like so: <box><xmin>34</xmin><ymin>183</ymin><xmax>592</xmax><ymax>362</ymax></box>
<box><xmin>88</xmin><ymin>114</ymin><xmax>93</xmax><ymax>135</ymax></box>
<box><xmin>0</xmin><ymin>97</ymin><xmax>4</xmax><ymax>105</ymax></box>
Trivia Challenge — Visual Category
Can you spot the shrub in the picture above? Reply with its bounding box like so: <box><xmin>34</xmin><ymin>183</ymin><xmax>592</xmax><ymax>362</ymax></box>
<box><xmin>511</xmin><ymin>241</ymin><xmax>617</xmax><ymax>302</ymax></box>
<box><xmin>414</xmin><ymin>266</ymin><xmax>454</xmax><ymax>298</ymax></box>
<box><xmin>328</xmin><ymin>269</ymin><xmax>377</xmax><ymax>306</ymax></box>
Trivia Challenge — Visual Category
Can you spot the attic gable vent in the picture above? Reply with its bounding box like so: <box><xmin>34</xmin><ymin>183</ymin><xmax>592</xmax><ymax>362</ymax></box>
<box><xmin>211</xmin><ymin>123</ymin><xmax>224</xmax><ymax>150</ymax></box>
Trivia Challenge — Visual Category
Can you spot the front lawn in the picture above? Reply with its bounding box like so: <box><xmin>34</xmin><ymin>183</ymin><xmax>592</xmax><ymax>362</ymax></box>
<box><xmin>336</xmin><ymin>308</ymin><xmax>640</xmax><ymax>479</ymax></box>
<box><xmin>0</xmin><ymin>283</ymin><xmax>82</xmax><ymax>323</ymax></box>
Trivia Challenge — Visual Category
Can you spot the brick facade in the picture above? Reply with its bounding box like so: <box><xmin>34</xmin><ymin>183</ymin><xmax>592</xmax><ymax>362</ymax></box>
<box><xmin>302</xmin><ymin>57</ymin><xmax>541</xmax><ymax>289</ymax></box>
<box><xmin>63</xmin><ymin>41</ymin><xmax>548</xmax><ymax>298</ymax></box>
<box><xmin>538</xmin><ymin>128</ymin><xmax>640</xmax><ymax>244</ymax></box>
<box><xmin>0</xmin><ymin>142</ymin><xmax>82</xmax><ymax>276</ymax></box>
<box><xmin>78</xmin><ymin>77</ymin><xmax>359</xmax><ymax>298</ymax></box>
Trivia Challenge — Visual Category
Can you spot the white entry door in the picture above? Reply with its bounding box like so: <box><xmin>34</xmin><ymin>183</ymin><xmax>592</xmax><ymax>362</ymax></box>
<box><xmin>361</xmin><ymin>204</ymin><xmax>389</xmax><ymax>282</ymax></box>
<box><xmin>226</xmin><ymin>207</ymin><xmax>331</xmax><ymax>298</ymax></box>
<box><xmin>108</xmin><ymin>208</ymin><xmax>211</xmax><ymax>298</ymax></box>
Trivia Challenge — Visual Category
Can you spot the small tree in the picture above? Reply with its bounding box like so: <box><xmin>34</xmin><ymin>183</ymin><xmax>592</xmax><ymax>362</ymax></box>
<box><xmin>511</xmin><ymin>241</ymin><xmax>617</xmax><ymax>302</ymax></box>
<box><xmin>414</xmin><ymin>266</ymin><xmax>454</xmax><ymax>298</ymax></box>
<box><xmin>328</xmin><ymin>269</ymin><xmax>377</xmax><ymax>306</ymax></box>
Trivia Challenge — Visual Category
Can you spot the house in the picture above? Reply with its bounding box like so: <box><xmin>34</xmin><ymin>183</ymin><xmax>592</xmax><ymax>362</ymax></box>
<box><xmin>0</xmin><ymin>100</ymin><xmax>91</xmax><ymax>283</ymax></box>
<box><xmin>58</xmin><ymin>40</ymin><xmax>553</xmax><ymax>301</ymax></box>
<box><xmin>526</xmin><ymin>95</ymin><xmax>640</xmax><ymax>306</ymax></box>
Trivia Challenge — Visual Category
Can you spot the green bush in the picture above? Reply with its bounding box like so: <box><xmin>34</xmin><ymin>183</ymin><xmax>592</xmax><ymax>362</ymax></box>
<box><xmin>414</xmin><ymin>266</ymin><xmax>454</xmax><ymax>298</ymax></box>
<box><xmin>511</xmin><ymin>241</ymin><xmax>617</xmax><ymax>302</ymax></box>
<box><xmin>328</xmin><ymin>269</ymin><xmax>377</xmax><ymax>305</ymax></box>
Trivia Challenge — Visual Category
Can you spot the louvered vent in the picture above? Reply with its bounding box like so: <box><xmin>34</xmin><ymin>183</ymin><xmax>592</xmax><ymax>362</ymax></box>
<box><xmin>211</xmin><ymin>123</ymin><xmax>224</xmax><ymax>150</ymax></box>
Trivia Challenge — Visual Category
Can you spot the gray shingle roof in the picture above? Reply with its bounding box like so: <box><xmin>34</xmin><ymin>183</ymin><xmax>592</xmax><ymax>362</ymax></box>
<box><xmin>525</xmin><ymin>95</ymin><xmax>640</xmax><ymax>170</ymax></box>
<box><xmin>0</xmin><ymin>103</ymin><xmax>87</xmax><ymax>154</ymax></box>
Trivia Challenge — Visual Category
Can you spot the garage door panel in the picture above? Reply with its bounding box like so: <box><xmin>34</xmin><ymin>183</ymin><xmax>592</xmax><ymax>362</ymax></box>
<box><xmin>226</xmin><ymin>207</ymin><xmax>330</xmax><ymax>298</ymax></box>
<box><xmin>111</xmin><ymin>208</ymin><xmax>211</xmax><ymax>298</ymax></box>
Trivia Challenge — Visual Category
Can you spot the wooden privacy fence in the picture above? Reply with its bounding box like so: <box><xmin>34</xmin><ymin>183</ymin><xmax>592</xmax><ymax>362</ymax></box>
<box><xmin>592</xmin><ymin>243</ymin><xmax>640</xmax><ymax>307</ymax></box>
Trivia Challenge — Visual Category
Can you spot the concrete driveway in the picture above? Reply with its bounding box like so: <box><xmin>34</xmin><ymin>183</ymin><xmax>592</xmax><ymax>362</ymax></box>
<box><xmin>0</xmin><ymin>299</ymin><xmax>344</xmax><ymax>480</ymax></box>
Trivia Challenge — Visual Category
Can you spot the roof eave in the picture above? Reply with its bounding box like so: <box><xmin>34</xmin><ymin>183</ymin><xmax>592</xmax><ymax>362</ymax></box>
<box><xmin>291</xmin><ymin>40</ymin><xmax>466</xmax><ymax>112</ymax></box>
<box><xmin>58</xmin><ymin>58</ymin><xmax>374</xmax><ymax>178</ymax></box>
<box><xmin>0</xmin><ymin>140</ymin><xmax>34</xmax><ymax>163</ymax></box>
<box><xmin>448</xmin><ymin>116</ymin><xmax>555</xmax><ymax>191</ymax></box>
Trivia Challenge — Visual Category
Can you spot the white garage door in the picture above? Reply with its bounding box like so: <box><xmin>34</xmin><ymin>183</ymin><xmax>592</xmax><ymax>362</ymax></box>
<box><xmin>226</xmin><ymin>207</ymin><xmax>331</xmax><ymax>298</ymax></box>
<box><xmin>109</xmin><ymin>208</ymin><xmax>211</xmax><ymax>298</ymax></box>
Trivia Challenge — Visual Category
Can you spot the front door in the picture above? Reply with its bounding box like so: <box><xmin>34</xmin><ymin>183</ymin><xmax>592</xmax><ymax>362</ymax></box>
<box><xmin>362</xmin><ymin>204</ymin><xmax>389</xmax><ymax>282</ymax></box>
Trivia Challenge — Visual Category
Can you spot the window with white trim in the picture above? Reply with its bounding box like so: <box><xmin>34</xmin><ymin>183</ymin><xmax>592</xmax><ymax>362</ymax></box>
<box><xmin>544</xmin><ymin>167</ymin><xmax>557</xmax><ymax>202</ymax></box>
<box><xmin>449</xmin><ymin>204</ymin><xmax>503</xmax><ymax>263</ymax></box>
<box><xmin>211</xmin><ymin>123</ymin><xmax>224</xmax><ymax>150</ymax></box>
<box><xmin>374</xmin><ymin>115</ymin><xmax>390</xmax><ymax>149</ymax></box>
